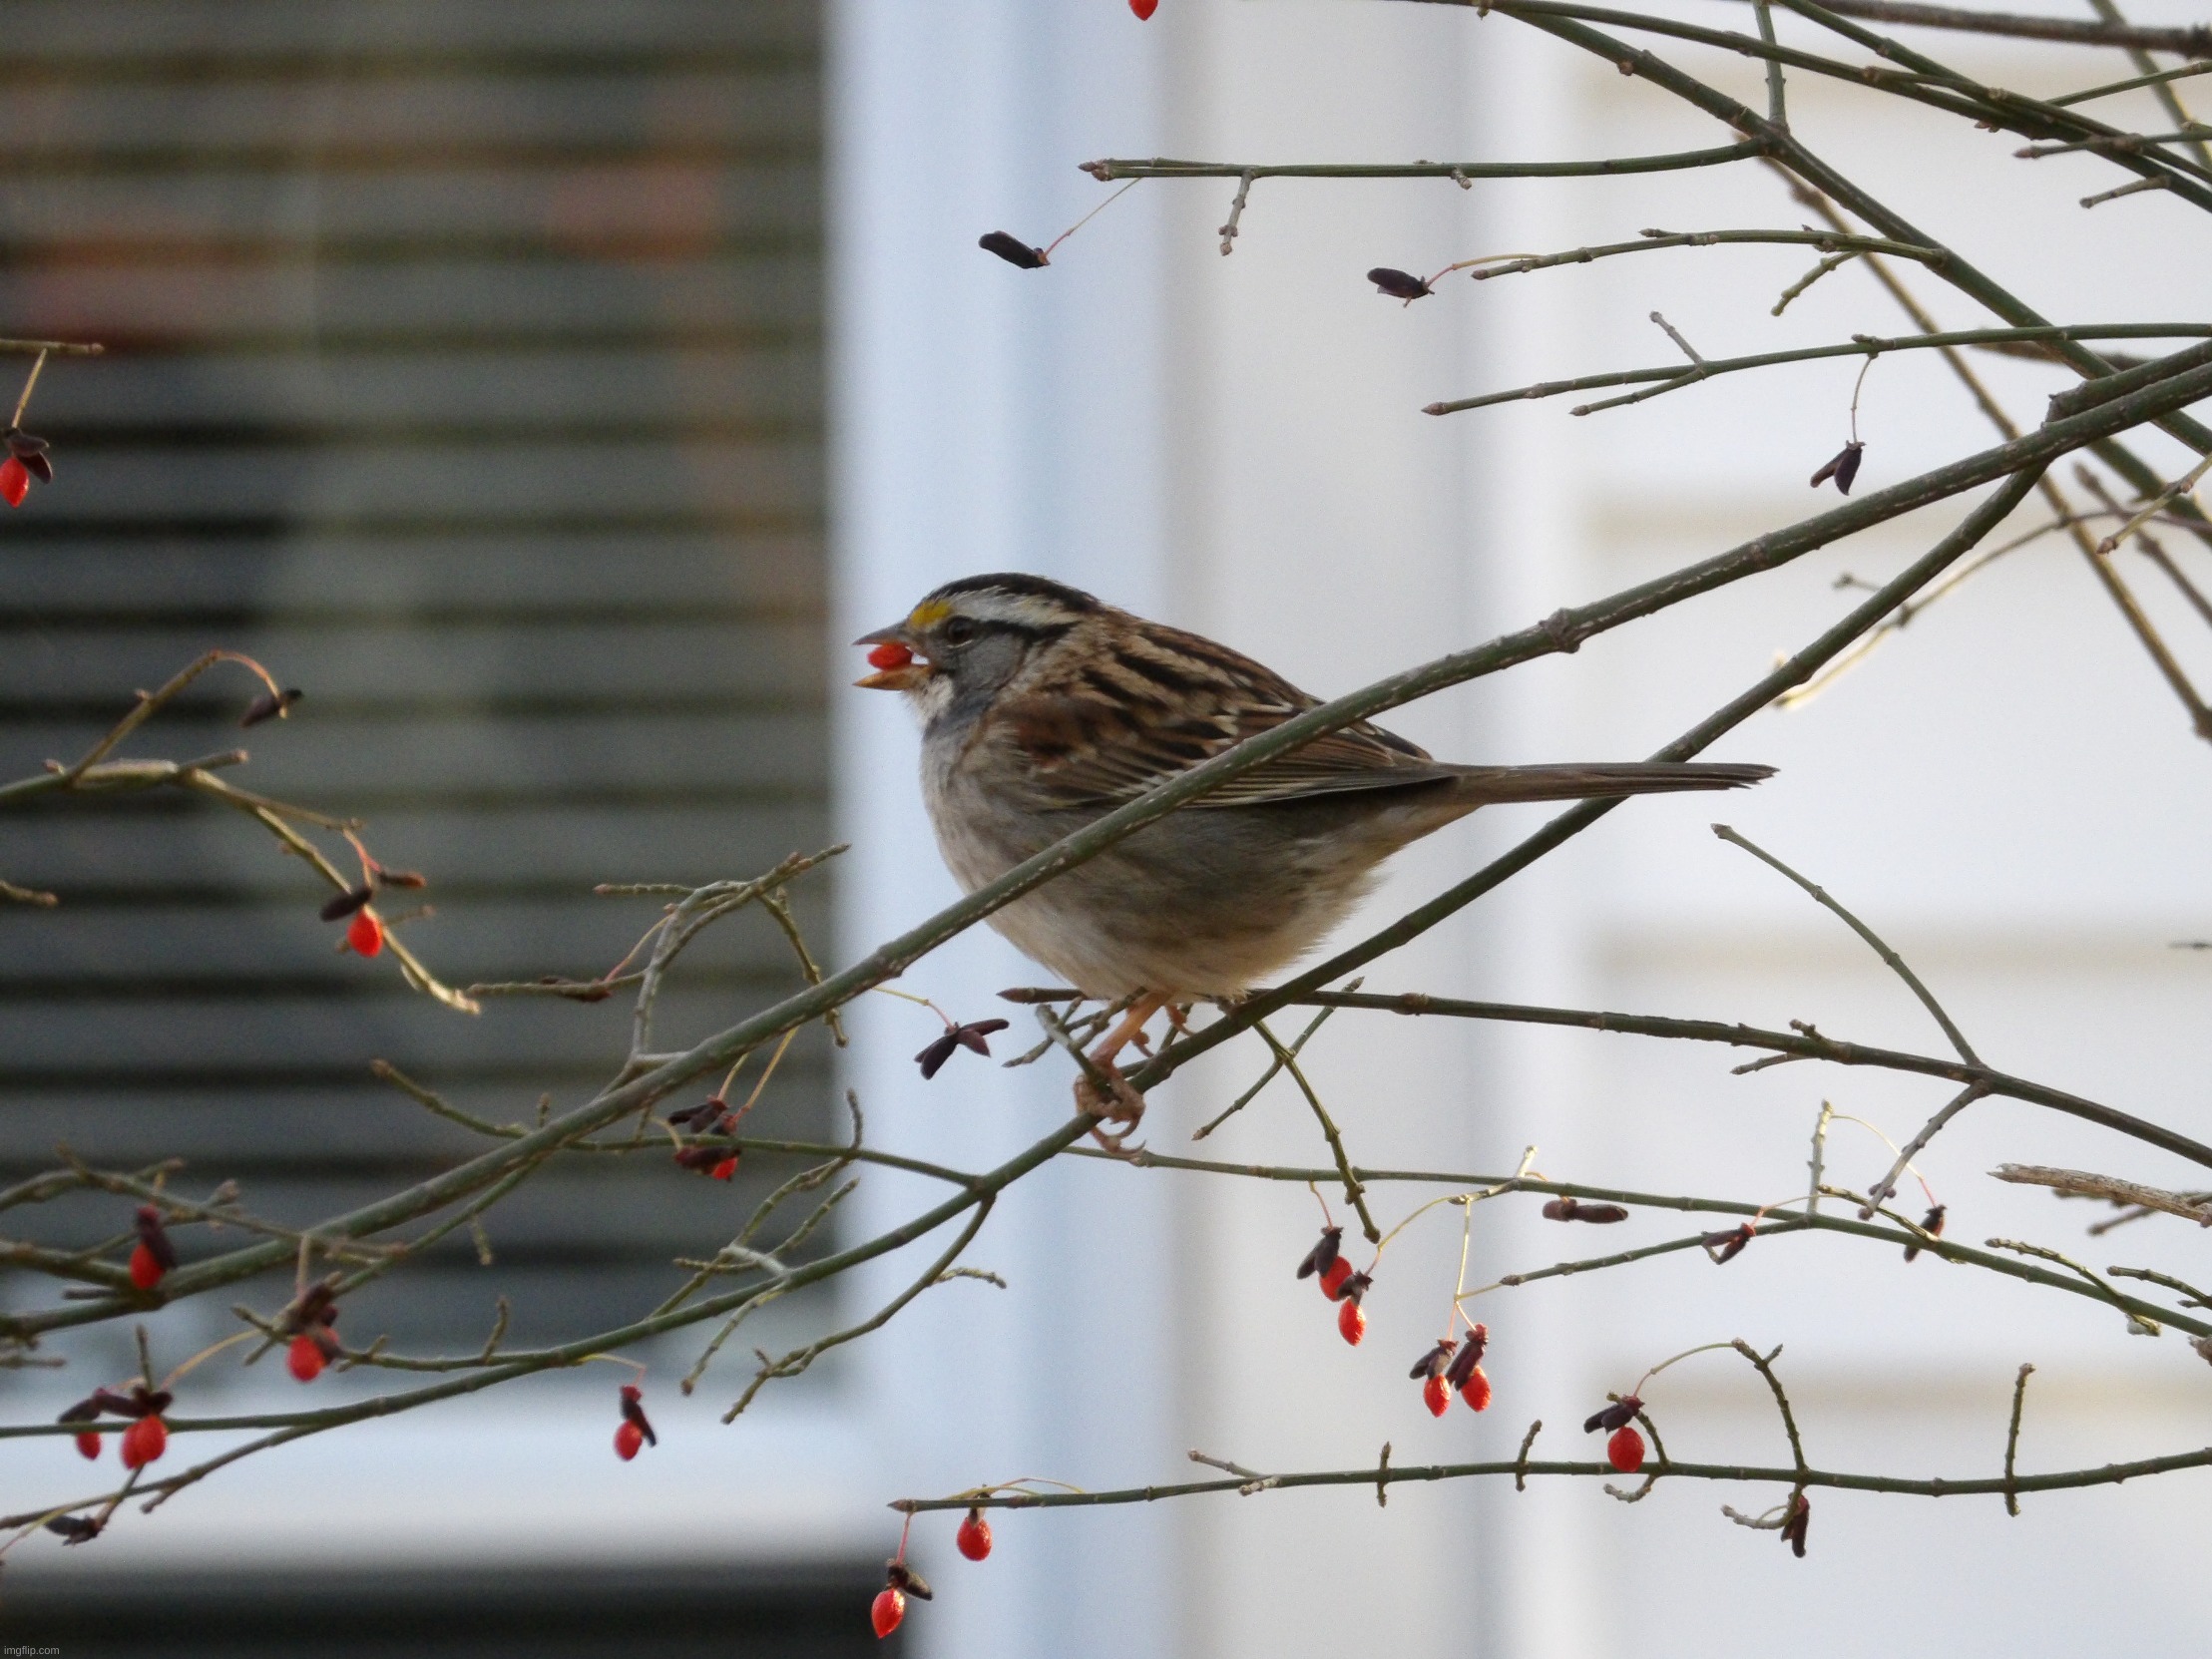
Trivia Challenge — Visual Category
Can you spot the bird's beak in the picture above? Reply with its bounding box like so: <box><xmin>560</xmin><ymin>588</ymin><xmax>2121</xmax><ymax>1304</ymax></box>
<box><xmin>852</xmin><ymin>623</ymin><xmax>930</xmax><ymax>691</ymax></box>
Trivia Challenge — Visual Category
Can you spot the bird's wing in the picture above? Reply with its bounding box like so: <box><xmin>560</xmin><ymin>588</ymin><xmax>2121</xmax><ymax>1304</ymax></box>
<box><xmin>987</xmin><ymin>621</ymin><xmax>1456</xmax><ymax>812</ymax></box>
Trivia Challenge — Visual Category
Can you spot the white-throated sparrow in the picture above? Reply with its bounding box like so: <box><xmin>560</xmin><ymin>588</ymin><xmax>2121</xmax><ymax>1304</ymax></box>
<box><xmin>856</xmin><ymin>574</ymin><xmax>1770</xmax><ymax>1119</ymax></box>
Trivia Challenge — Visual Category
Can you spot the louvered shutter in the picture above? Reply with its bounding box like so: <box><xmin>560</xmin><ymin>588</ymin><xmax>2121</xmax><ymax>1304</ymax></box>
<box><xmin>0</xmin><ymin>0</ymin><xmax>833</xmax><ymax>1353</ymax></box>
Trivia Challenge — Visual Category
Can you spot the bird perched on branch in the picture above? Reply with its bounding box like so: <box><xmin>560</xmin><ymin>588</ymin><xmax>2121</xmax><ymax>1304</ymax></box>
<box><xmin>855</xmin><ymin>573</ymin><xmax>1771</xmax><ymax>1132</ymax></box>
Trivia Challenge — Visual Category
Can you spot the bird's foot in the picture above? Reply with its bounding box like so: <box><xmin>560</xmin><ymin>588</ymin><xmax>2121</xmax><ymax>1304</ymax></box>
<box><xmin>1076</xmin><ymin>1062</ymin><xmax>1146</xmax><ymax>1150</ymax></box>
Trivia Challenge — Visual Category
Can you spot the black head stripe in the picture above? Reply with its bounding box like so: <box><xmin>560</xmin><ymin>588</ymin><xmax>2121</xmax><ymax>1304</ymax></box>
<box><xmin>924</xmin><ymin>572</ymin><xmax>1105</xmax><ymax>614</ymax></box>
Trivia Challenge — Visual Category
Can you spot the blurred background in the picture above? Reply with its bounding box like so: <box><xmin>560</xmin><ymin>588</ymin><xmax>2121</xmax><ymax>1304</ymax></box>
<box><xmin>3</xmin><ymin>0</ymin><xmax>2210</xmax><ymax>1654</ymax></box>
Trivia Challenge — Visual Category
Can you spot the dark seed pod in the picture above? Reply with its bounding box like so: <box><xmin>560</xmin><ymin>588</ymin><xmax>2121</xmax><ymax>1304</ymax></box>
<box><xmin>1542</xmin><ymin>1196</ymin><xmax>1630</xmax><ymax>1224</ymax></box>
<box><xmin>1583</xmin><ymin>1394</ymin><xmax>1642</xmax><ymax>1435</ymax></box>
<box><xmin>1444</xmin><ymin>1324</ymin><xmax>1489</xmax><ymax>1388</ymax></box>
<box><xmin>320</xmin><ymin>884</ymin><xmax>374</xmax><ymax>921</ymax></box>
<box><xmin>374</xmin><ymin>867</ymin><xmax>429</xmax><ymax>890</ymax></box>
<box><xmin>1701</xmin><ymin>1224</ymin><xmax>1754</xmax><ymax>1264</ymax></box>
<box><xmin>915</xmin><ymin>1031</ymin><xmax>960</xmax><ymax>1079</ymax></box>
<box><xmin>1779</xmin><ymin>1492</ymin><xmax>1811</xmax><ymax>1557</ymax></box>
<box><xmin>284</xmin><ymin>1282</ymin><xmax>337</xmax><ymax>1336</ymax></box>
<box><xmin>1903</xmin><ymin>1202</ymin><xmax>1947</xmax><ymax>1263</ymax></box>
<box><xmin>1408</xmin><ymin>1338</ymin><xmax>1458</xmax><ymax>1381</ymax></box>
<box><xmin>1337</xmin><ymin>1270</ymin><xmax>1373</xmax><ymax>1306</ymax></box>
<box><xmin>57</xmin><ymin>1396</ymin><xmax>104</xmax><ymax>1425</ymax></box>
<box><xmin>6</xmin><ymin>428</ymin><xmax>52</xmax><ymax>482</ymax></box>
<box><xmin>886</xmin><ymin>1560</ymin><xmax>933</xmax><ymax>1601</ymax></box>
<box><xmin>1295</xmin><ymin>1225</ymin><xmax>1343</xmax><ymax>1281</ymax></box>
<box><xmin>1808</xmin><ymin>440</ymin><xmax>1865</xmax><ymax>494</ymax></box>
<box><xmin>954</xmin><ymin>1018</ymin><xmax>1009</xmax><ymax>1055</ymax></box>
<box><xmin>45</xmin><ymin>1514</ymin><xmax>101</xmax><ymax>1543</ymax></box>
<box><xmin>240</xmin><ymin>686</ymin><xmax>302</xmax><ymax>727</ymax></box>
<box><xmin>979</xmin><ymin>230</ymin><xmax>1048</xmax><ymax>269</ymax></box>
<box><xmin>1366</xmin><ymin>266</ymin><xmax>1433</xmax><ymax>300</ymax></box>
<box><xmin>666</xmin><ymin>1095</ymin><xmax>728</xmax><ymax>1129</ymax></box>
<box><xmin>619</xmin><ymin>1383</ymin><xmax>658</xmax><ymax>1447</ymax></box>
<box><xmin>134</xmin><ymin>1205</ymin><xmax>178</xmax><ymax>1271</ymax></box>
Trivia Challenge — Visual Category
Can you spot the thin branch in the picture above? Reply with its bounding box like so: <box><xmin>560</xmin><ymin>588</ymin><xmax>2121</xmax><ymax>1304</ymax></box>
<box><xmin>720</xmin><ymin>1197</ymin><xmax>995</xmax><ymax>1421</ymax></box>
<box><xmin>1992</xmin><ymin>1164</ymin><xmax>2212</xmax><ymax>1227</ymax></box>
<box><xmin>1257</xmin><ymin>1024</ymin><xmax>1380</xmax><ymax>1243</ymax></box>
<box><xmin>890</xmin><ymin>1442</ymin><xmax>2212</xmax><ymax>1513</ymax></box>
<box><xmin>1984</xmin><ymin>1239</ymin><xmax>2159</xmax><ymax>1332</ymax></box>
<box><xmin>1731</xmin><ymin>1340</ymin><xmax>1809</xmax><ymax>1478</ymax></box>
<box><xmin>1081</xmin><ymin>141</ymin><xmax>1768</xmax><ymax>183</ymax></box>
<box><xmin>1456</xmin><ymin>226</ymin><xmax>1943</xmax><ymax>283</ymax></box>
<box><xmin>1197</xmin><ymin>990</ymin><xmax>2207</xmax><ymax>1176</ymax></box>
<box><xmin>1720</xmin><ymin>0</ymin><xmax>2211</xmax><ymax>57</ymax></box>
<box><xmin>2048</xmin><ymin>60</ymin><xmax>2212</xmax><ymax>111</ymax></box>
<box><xmin>1752</xmin><ymin>0</ymin><xmax>1788</xmax><ymax>128</ymax></box>
<box><xmin>1863</xmin><ymin>1081</ymin><xmax>1988</xmax><ymax>1217</ymax></box>
<box><xmin>1423</xmin><ymin>325</ymin><xmax>2212</xmax><ymax>417</ymax></box>
<box><xmin>1712</xmin><ymin>824</ymin><xmax>1980</xmax><ymax>1065</ymax></box>
<box><xmin>1193</xmin><ymin>990</ymin><xmax>1352</xmax><ymax>1140</ymax></box>
<box><xmin>2003</xmin><ymin>1363</ymin><xmax>2034</xmax><ymax>1517</ymax></box>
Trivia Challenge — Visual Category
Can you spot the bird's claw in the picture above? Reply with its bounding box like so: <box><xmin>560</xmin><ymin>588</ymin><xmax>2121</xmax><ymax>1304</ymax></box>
<box><xmin>1075</xmin><ymin>1063</ymin><xmax>1145</xmax><ymax>1151</ymax></box>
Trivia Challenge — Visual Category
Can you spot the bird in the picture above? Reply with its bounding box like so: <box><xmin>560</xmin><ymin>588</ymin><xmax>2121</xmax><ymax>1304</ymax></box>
<box><xmin>855</xmin><ymin>573</ymin><xmax>1771</xmax><ymax>1131</ymax></box>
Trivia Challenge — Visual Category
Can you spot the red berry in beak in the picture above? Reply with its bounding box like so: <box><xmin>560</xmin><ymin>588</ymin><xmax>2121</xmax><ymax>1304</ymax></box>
<box><xmin>1606</xmin><ymin>1425</ymin><xmax>1645</xmax><ymax>1473</ymax></box>
<box><xmin>956</xmin><ymin>1506</ymin><xmax>993</xmax><ymax>1560</ymax></box>
<box><xmin>346</xmin><ymin>910</ymin><xmax>385</xmax><ymax>957</ymax></box>
<box><xmin>871</xmin><ymin>1587</ymin><xmax>905</xmax><ymax>1638</ymax></box>
<box><xmin>75</xmin><ymin>1431</ymin><xmax>101</xmax><ymax>1460</ymax></box>
<box><xmin>866</xmin><ymin>640</ymin><xmax>913</xmax><ymax>671</ymax></box>
<box><xmin>121</xmin><ymin>1415</ymin><xmax>168</xmax><ymax>1469</ymax></box>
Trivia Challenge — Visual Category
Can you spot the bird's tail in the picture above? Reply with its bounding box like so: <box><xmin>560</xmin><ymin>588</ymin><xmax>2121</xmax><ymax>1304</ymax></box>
<box><xmin>1448</xmin><ymin>761</ymin><xmax>1774</xmax><ymax>805</ymax></box>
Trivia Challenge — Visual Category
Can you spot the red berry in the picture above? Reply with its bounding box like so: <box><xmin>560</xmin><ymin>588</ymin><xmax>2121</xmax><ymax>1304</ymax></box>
<box><xmin>1319</xmin><ymin>1257</ymin><xmax>1354</xmax><ymax>1300</ymax></box>
<box><xmin>120</xmin><ymin>1415</ymin><xmax>167</xmax><ymax>1469</ymax></box>
<box><xmin>1422</xmin><ymin>1374</ymin><xmax>1450</xmax><ymax>1417</ymax></box>
<box><xmin>1337</xmin><ymin>1297</ymin><xmax>1366</xmax><ymax>1346</ymax></box>
<box><xmin>1458</xmin><ymin>1364</ymin><xmax>1493</xmax><ymax>1413</ymax></box>
<box><xmin>287</xmin><ymin>1334</ymin><xmax>326</xmax><ymax>1383</ymax></box>
<box><xmin>346</xmin><ymin>909</ymin><xmax>384</xmax><ymax>957</ymax></box>
<box><xmin>710</xmin><ymin>1156</ymin><xmax>736</xmax><ymax>1181</ymax></box>
<box><xmin>956</xmin><ymin>1505</ymin><xmax>993</xmax><ymax>1561</ymax></box>
<box><xmin>615</xmin><ymin>1420</ymin><xmax>645</xmax><ymax>1460</ymax></box>
<box><xmin>128</xmin><ymin>1240</ymin><xmax>166</xmax><ymax>1291</ymax></box>
<box><xmin>1606</xmin><ymin>1424</ymin><xmax>1645</xmax><ymax>1473</ymax></box>
<box><xmin>75</xmin><ymin>1431</ymin><xmax>101</xmax><ymax>1460</ymax></box>
<box><xmin>1130</xmin><ymin>0</ymin><xmax>1159</xmax><ymax>18</ymax></box>
<box><xmin>871</xmin><ymin>1587</ymin><xmax>905</xmax><ymax>1638</ymax></box>
<box><xmin>865</xmin><ymin>640</ymin><xmax>913</xmax><ymax>670</ymax></box>
<box><xmin>0</xmin><ymin>457</ymin><xmax>28</xmax><ymax>508</ymax></box>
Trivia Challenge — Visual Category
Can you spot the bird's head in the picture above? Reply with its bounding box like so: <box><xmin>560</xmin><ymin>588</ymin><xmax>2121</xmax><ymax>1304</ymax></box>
<box><xmin>853</xmin><ymin>573</ymin><xmax>1103</xmax><ymax>718</ymax></box>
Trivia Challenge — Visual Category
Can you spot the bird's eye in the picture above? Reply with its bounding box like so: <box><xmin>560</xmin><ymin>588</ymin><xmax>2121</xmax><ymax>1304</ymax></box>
<box><xmin>938</xmin><ymin>616</ymin><xmax>979</xmax><ymax>647</ymax></box>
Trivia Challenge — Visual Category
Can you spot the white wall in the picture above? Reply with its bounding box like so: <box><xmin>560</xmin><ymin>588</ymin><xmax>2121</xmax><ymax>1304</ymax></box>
<box><xmin>832</xmin><ymin>3</ymin><xmax>2212</xmax><ymax>1656</ymax></box>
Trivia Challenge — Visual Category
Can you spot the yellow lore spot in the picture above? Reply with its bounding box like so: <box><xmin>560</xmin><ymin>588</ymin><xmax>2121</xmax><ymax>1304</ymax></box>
<box><xmin>907</xmin><ymin>599</ymin><xmax>953</xmax><ymax>628</ymax></box>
